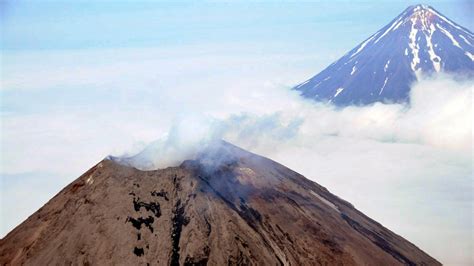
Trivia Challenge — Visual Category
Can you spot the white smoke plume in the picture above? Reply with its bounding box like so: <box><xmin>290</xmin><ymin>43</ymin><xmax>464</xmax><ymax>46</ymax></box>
<box><xmin>115</xmin><ymin>74</ymin><xmax>472</xmax><ymax>170</ymax></box>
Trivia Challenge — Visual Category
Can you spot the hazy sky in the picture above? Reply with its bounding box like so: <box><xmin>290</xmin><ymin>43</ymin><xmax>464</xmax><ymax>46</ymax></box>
<box><xmin>1</xmin><ymin>0</ymin><xmax>473</xmax><ymax>265</ymax></box>
<box><xmin>1</xmin><ymin>0</ymin><xmax>473</xmax><ymax>51</ymax></box>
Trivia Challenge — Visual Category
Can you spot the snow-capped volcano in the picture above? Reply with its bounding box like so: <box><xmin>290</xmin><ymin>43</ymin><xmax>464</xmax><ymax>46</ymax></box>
<box><xmin>295</xmin><ymin>4</ymin><xmax>474</xmax><ymax>105</ymax></box>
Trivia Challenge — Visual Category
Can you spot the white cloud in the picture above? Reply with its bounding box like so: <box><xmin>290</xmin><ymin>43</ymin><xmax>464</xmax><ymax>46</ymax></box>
<box><xmin>1</xmin><ymin>46</ymin><xmax>472</xmax><ymax>265</ymax></box>
<box><xmin>112</xmin><ymin>74</ymin><xmax>473</xmax><ymax>265</ymax></box>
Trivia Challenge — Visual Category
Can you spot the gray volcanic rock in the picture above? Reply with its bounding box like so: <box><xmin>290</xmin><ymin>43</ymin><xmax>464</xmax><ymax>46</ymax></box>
<box><xmin>0</xmin><ymin>141</ymin><xmax>440</xmax><ymax>265</ymax></box>
<box><xmin>294</xmin><ymin>4</ymin><xmax>474</xmax><ymax>106</ymax></box>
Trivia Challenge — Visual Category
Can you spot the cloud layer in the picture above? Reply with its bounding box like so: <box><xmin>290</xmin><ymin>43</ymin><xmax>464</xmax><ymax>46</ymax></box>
<box><xmin>1</xmin><ymin>45</ymin><xmax>472</xmax><ymax>265</ymax></box>
<box><xmin>111</xmin><ymin>74</ymin><xmax>472</xmax><ymax>265</ymax></box>
<box><xmin>118</xmin><ymin>74</ymin><xmax>472</xmax><ymax>170</ymax></box>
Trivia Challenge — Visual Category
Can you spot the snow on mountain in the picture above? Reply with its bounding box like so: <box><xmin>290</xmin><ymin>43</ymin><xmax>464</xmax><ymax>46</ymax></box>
<box><xmin>294</xmin><ymin>4</ymin><xmax>474</xmax><ymax>105</ymax></box>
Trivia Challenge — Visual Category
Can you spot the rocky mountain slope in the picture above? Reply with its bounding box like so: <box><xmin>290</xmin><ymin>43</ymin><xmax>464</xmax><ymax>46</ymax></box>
<box><xmin>294</xmin><ymin>4</ymin><xmax>474</xmax><ymax>105</ymax></box>
<box><xmin>0</xmin><ymin>142</ymin><xmax>440</xmax><ymax>265</ymax></box>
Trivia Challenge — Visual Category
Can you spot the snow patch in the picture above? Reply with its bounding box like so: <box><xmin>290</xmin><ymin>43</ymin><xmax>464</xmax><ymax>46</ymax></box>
<box><xmin>458</xmin><ymin>35</ymin><xmax>472</xmax><ymax>46</ymax></box>
<box><xmin>426</xmin><ymin>24</ymin><xmax>441</xmax><ymax>72</ymax></box>
<box><xmin>465</xmin><ymin>52</ymin><xmax>474</xmax><ymax>61</ymax></box>
<box><xmin>351</xmin><ymin>65</ymin><xmax>357</xmax><ymax>75</ymax></box>
<box><xmin>384</xmin><ymin>60</ymin><xmax>391</xmax><ymax>72</ymax></box>
<box><xmin>350</xmin><ymin>34</ymin><xmax>377</xmax><ymax>58</ymax></box>
<box><xmin>334</xmin><ymin>88</ymin><xmax>344</xmax><ymax>97</ymax></box>
<box><xmin>379</xmin><ymin>77</ymin><xmax>389</xmax><ymax>95</ymax></box>
<box><xmin>408</xmin><ymin>18</ymin><xmax>421</xmax><ymax>77</ymax></box>
<box><xmin>429</xmin><ymin>7</ymin><xmax>465</xmax><ymax>32</ymax></box>
<box><xmin>413</xmin><ymin>4</ymin><xmax>429</xmax><ymax>12</ymax></box>
<box><xmin>297</xmin><ymin>79</ymin><xmax>310</xmax><ymax>88</ymax></box>
<box><xmin>312</xmin><ymin>81</ymin><xmax>322</xmax><ymax>89</ymax></box>
<box><xmin>374</xmin><ymin>17</ymin><xmax>403</xmax><ymax>43</ymax></box>
<box><xmin>437</xmin><ymin>24</ymin><xmax>462</xmax><ymax>49</ymax></box>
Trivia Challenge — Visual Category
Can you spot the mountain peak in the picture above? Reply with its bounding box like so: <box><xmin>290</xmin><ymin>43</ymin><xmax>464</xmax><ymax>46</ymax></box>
<box><xmin>294</xmin><ymin>5</ymin><xmax>474</xmax><ymax>106</ymax></box>
<box><xmin>407</xmin><ymin>4</ymin><xmax>432</xmax><ymax>12</ymax></box>
<box><xmin>401</xmin><ymin>4</ymin><xmax>462</xmax><ymax>33</ymax></box>
<box><xmin>0</xmin><ymin>142</ymin><xmax>441</xmax><ymax>265</ymax></box>
<box><xmin>406</xmin><ymin>4</ymin><xmax>436</xmax><ymax>24</ymax></box>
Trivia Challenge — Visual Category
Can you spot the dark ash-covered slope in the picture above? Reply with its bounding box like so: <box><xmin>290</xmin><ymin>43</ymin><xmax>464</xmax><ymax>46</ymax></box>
<box><xmin>0</xmin><ymin>141</ymin><xmax>440</xmax><ymax>265</ymax></box>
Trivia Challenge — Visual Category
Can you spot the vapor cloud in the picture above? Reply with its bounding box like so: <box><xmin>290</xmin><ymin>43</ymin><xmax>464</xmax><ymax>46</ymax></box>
<box><xmin>1</xmin><ymin>46</ymin><xmax>472</xmax><ymax>265</ymax></box>
<box><xmin>107</xmin><ymin>74</ymin><xmax>472</xmax><ymax>265</ymax></box>
<box><xmin>119</xmin><ymin>74</ymin><xmax>471</xmax><ymax>170</ymax></box>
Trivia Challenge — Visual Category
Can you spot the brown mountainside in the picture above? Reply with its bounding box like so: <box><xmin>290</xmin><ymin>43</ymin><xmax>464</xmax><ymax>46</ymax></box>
<box><xmin>0</xmin><ymin>141</ymin><xmax>440</xmax><ymax>265</ymax></box>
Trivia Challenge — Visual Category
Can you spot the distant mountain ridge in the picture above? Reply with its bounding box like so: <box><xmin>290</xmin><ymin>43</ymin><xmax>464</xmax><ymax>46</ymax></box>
<box><xmin>294</xmin><ymin>4</ymin><xmax>474</xmax><ymax>105</ymax></box>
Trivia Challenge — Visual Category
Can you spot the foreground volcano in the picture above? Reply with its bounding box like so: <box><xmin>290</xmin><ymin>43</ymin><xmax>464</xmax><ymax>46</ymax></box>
<box><xmin>295</xmin><ymin>4</ymin><xmax>474</xmax><ymax>105</ymax></box>
<box><xmin>0</xmin><ymin>141</ymin><xmax>439</xmax><ymax>265</ymax></box>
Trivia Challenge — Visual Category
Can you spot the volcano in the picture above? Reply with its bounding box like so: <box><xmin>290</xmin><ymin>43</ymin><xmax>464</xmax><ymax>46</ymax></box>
<box><xmin>294</xmin><ymin>4</ymin><xmax>474</xmax><ymax>105</ymax></box>
<box><xmin>0</xmin><ymin>141</ymin><xmax>439</xmax><ymax>265</ymax></box>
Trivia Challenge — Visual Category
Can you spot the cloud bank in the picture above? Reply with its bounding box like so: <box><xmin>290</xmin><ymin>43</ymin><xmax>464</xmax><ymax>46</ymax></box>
<box><xmin>109</xmin><ymin>74</ymin><xmax>472</xmax><ymax>265</ymax></box>
<box><xmin>1</xmin><ymin>45</ymin><xmax>472</xmax><ymax>265</ymax></box>
<box><xmin>117</xmin><ymin>74</ymin><xmax>472</xmax><ymax>170</ymax></box>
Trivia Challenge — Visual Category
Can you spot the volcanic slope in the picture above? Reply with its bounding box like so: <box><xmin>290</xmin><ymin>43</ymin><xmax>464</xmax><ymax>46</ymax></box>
<box><xmin>0</xmin><ymin>141</ymin><xmax>440</xmax><ymax>265</ymax></box>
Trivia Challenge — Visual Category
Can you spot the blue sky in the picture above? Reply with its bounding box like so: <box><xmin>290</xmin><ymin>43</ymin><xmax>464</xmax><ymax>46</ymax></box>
<box><xmin>1</xmin><ymin>1</ymin><xmax>473</xmax><ymax>265</ymax></box>
<box><xmin>2</xmin><ymin>0</ymin><xmax>472</xmax><ymax>52</ymax></box>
